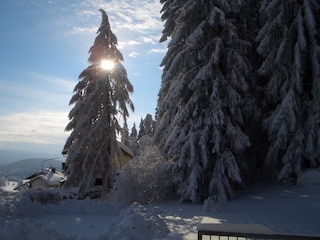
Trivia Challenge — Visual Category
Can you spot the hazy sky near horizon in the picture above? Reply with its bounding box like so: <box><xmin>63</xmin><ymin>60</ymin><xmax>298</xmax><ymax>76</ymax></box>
<box><xmin>0</xmin><ymin>0</ymin><xmax>166</xmax><ymax>156</ymax></box>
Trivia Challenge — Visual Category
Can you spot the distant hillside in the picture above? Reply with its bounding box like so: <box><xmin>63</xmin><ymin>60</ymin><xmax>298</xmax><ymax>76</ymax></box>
<box><xmin>0</xmin><ymin>149</ymin><xmax>62</xmax><ymax>165</ymax></box>
<box><xmin>0</xmin><ymin>158</ymin><xmax>63</xmax><ymax>181</ymax></box>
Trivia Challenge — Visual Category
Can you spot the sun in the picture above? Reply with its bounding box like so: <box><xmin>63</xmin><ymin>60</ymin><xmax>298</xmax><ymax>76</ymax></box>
<box><xmin>100</xmin><ymin>59</ymin><xmax>114</xmax><ymax>70</ymax></box>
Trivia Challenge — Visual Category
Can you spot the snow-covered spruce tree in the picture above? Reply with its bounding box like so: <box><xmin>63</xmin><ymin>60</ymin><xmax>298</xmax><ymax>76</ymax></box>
<box><xmin>147</xmin><ymin>113</ymin><xmax>157</xmax><ymax>136</ymax></box>
<box><xmin>138</xmin><ymin>114</ymin><xmax>156</xmax><ymax>139</ymax></box>
<box><xmin>138</xmin><ymin>117</ymin><xmax>146</xmax><ymax>140</ymax></box>
<box><xmin>62</xmin><ymin>9</ymin><xmax>134</xmax><ymax>198</ymax></box>
<box><xmin>155</xmin><ymin>1</ymin><xmax>253</xmax><ymax>203</ymax></box>
<box><xmin>304</xmin><ymin>0</ymin><xmax>320</xmax><ymax>169</ymax></box>
<box><xmin>256</xmin><ymin>0</ymin><xmax>320</xmax><ymax>181</ymax></box>
<box><xmin>130</xmin><ymin>123</ymin><xmax>138</xmax><ymax>139</ymax></box>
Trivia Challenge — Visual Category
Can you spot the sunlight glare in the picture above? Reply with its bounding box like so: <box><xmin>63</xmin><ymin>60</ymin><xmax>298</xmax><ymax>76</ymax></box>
<box><xmin>100</xmin><ymin>59</ymin><xmax>114</xmax><ymax>70</ymax></box>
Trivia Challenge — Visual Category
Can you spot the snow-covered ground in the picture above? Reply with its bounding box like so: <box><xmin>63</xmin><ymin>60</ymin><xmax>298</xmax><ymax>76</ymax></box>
<box><xmin>1</xmin><ymin>181</ymin><xmax>18</xmax><ymax>192</ymax></box>
<box><xmin>1</xmin><ymin>183</ymin><xmax>319</xmax><ymax>240</ymax></box>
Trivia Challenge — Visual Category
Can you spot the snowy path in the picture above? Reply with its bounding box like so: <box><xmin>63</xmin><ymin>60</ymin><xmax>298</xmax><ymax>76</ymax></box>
<box><xmin>149</xmin><ymin>185</ymin><xmax>320</xmax><ymax>239</ymax></box>
<box><xmin>208</xmin><ymin>185</ymin><xmax>320</xmax><ymax>235</ymax></box>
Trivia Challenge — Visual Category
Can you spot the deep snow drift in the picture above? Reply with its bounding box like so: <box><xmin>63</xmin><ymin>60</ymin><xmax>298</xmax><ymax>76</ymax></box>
<box><xmin>1</xmin><ymin>182</ymin><xmax>319</xmax><ymax>240</ymax></box>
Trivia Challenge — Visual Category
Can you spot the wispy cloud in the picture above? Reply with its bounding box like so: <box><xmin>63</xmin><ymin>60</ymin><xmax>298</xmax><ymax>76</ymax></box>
<box><xmin>149</xmin><ymin>48</ymin><xmax>167</xmax><ymax>54</ymax></box>
<box><xmin>64</xmin><ymin>0</ymin><xmax>163</xmax><ymax>47</ymax></box>
<box><xmin>118</xmin><ymin>40</ymin><xmax>140</xmax><ymax>49</ymax></box>
<box><xmin>143</xmin><ymin>37</ymin><xmax>156</xmax><ymax>44</ymax></box>
<box><xmin>129</xmin><ymin>52</ymin><xmax>139</xmax><ymax>58</ymax></box>
<box><xmin>29</xmin><ymin>72</ymin><xmax>75</xmax><ymax>92</ymax></box>
<box><xmin>0</xmin><ymin>111</ymin><xmax>69</xmax><ymax>144</ymax></box>
<box><xmin>0</xmin><ymin>72</ymin><xmax>74</xmax><ymax>114</ymax></box>
<box><xmin>68</xmin><ymin>26</ymin><xmax>97</xmax><ymax>35</ymax></box>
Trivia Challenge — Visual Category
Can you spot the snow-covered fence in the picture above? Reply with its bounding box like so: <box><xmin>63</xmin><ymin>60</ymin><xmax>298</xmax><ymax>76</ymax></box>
<box><xmin>197</xmin><ymin>223</ymin><xmax>319</xmax><ymax>240</ymax></box>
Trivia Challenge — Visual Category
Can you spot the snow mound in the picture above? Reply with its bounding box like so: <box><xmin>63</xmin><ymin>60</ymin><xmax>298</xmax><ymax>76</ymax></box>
<box><xmin>0</xmin><ymin>219</ymin><xmax>72</xmax><ymax>240</ymax></box>
<box><xmin>0</xmin><ymin>192</ymin><xmax>48</xmax><ymax>219</ymax></box>
<box><xmin>297</xmin><ymin>168</ymin><xmax>320</xmax><ymax>186</ymax></box>
<box><xmin>100</xmin><ymin>202</ymin><xmax>169</xmax><ymax>240</ymax></box>
<box><xmin>1</xmin><ymin>189</ymin><xmax>119</xmax><ymax>219</ymax></box>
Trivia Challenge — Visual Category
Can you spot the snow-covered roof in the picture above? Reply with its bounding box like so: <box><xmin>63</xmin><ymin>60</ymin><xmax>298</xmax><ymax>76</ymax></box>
<box><xmin>118</xmin><ymin>141</ymin><xmax>134</xmax><ymax>157</ymax></box>
<box><xmin>21</xmin><ymin>168</ymin><xmax>66</xmax><ymax>187</ymax></box>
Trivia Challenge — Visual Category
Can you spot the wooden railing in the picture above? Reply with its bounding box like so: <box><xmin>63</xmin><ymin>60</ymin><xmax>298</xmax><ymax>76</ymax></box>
<box><xmin>197</xmin><ymin>223</ymin><xmax>319</xmax><ymax>240</ymax></box>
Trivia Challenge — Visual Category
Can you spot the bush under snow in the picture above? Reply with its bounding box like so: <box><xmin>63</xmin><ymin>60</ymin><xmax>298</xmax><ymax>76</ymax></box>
<box><xmin>0</xmin><ymin>189</ymin><xmax>169</xmax><ymax>240</ymax></box>
<box><xmin>297</xmin><ymin>168</ymin><xmax>320</xmax><ymax>186</ymax></box>
<box><xmin>1</xmin><ymin>220</ymin><xmax>72</xmax><ymax>240</ymax></box>
<box><xmin>114</xmin><ymin>136</ymin><xmax>176</xmax><ymax>205</ymax></box>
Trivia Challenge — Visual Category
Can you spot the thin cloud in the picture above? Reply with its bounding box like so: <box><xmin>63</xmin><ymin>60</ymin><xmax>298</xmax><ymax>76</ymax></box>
<box><xmin>114</xmin><ymin>11</ymin><xmax>135</xmax><ymax>25</ymax></box>
<box><xmin>149</xmin><ymin>48</ymin><xmax>167</xmax><ymax>54</ymax></box>
<box><xmin>127</xmin><ymin>40</ymin><xmax>139</xmax><ymax>45</ymax></box>
<box><xmin>0</xmin><ymin>72</ymin><xmax>74</xmax><ymax>114</ymax></box>
<box><xmin>0</xmin><ymin>111</ymin><xmax>69</xmax><ymax>144</ymax></box>
<box><xmin>129</xmin><ymin>52</ymin><xmax>139</xmax><ymax>58</ymax></box>
<box><xmin>117</xmin><ymin>40</ymin><xmax>140</xmax><ymax>49</ymax></box>
<box><xmin>68</xmin><ymin>0</ymin><xmax>163</xmax><ymax>37</ymax></box>
<box><xmin>0</xmin><ymin>81</ymin><xmax>65</xmax><ymax>105</ymax></box>
<box><xmin>143</xmin><ymin>37</ymin><xmax>156</xmax><ymax>44</ymax></box>
<box><xmin>56</xmin><ymin>0</ymin><xmax>165</xmax><ymax>62</ymax></box>
<box><xmin>75</xmin><ymin>9</ymin><xmax>97</xmax><ymax>18</ymax></box>
<box><xmin>118</xmin><ymin>40</ymin><xmax>139</xmax><ymax>49</ymax></box>
<box><xmin>29</xmin><ymin>72</ymin><xmax>75</xmax><ymax>91</ymax></box>
<box><xmin>69</xmin><ymin>26</ymin><xmax>97</xmax><ymax>35</ymax></box>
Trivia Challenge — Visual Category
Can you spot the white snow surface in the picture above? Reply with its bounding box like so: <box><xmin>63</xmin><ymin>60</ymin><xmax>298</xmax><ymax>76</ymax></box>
<box><xmin>1</xmin><ymin>184</ymin><xmax>320</xmax><ymax>240</ymax></box>
<box><xmin>1</xmin><ymin>181</ymin><xmax>18</xmax><ymax>192</ymax></box>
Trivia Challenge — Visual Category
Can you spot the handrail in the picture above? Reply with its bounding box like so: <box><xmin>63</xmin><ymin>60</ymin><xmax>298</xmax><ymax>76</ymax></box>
<box><xmin>198</xmin><ymin>223</ymin><xmax>319</xmax><ymax>240</ymax></box>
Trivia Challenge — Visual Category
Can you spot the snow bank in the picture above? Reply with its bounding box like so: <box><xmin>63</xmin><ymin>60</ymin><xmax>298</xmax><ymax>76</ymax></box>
<box><xmin>297</xmin><ymin>168</ymin><xmax>320</xmax><ymax>186</ymax></box>
<box><xmin>0</xmin><ymin>192</ymin><xmax>46</xmax><ymax>220</ymax></box>
<box><xmin>99</xmin><ymin>202</ymin><xmax>169</xmax><ymax>240</ymax></box>
<box><xmin>0</xmin><ymin>219</ymin><xmax>72</xmax><ymax>240</ymax></box>
<box><xmin>0</xmin><ymin>189</ymin><xmax>72</xmax><ymax>239</ymax></box>
<box><xmin>0</xmin><ymin>188</ymin><xmax>78</xmax><ymax>220</ymax></box>
<box><xmin>1</xmin><ymin>185</ymin><xmax>319</xmax><ymax>240</ymax></box>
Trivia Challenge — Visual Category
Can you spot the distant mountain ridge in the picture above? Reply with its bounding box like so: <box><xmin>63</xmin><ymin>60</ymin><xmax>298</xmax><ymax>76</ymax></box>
<box><xmin>0</xmin><ymin>149</ymin><xmax>63</xmax><ymax>165</ymax></box>
<box><xmin>0</xmin><ymin>149</ymin><xmax>64</xmax><ymax>181</ymax></box>
<box><xmin>0</xmin><ymin>158</ymin><xmax>63</xmax><ymax>181</ymax></box>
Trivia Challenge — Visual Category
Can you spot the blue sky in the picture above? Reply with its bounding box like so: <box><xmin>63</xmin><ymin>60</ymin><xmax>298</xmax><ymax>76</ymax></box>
<box><xmin>0</xmin><ymin>0</ymin><xmax>166</xmax><ymax>155</ymax></box>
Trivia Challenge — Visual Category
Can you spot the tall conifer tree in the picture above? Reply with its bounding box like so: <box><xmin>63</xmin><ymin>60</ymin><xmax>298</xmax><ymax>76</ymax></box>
<box><xmin>62</xmin><ymin>9</ymin><xmax>134</xmax><ymax>198</ymax></box>
<box><xmin>155</xmin><ymin>0</ymin><xmax>253</xmax><ymax>202</ymax></box>
<box><xmin>257</xmin><ymin>0</ymin><xmax>320</xmax><ymax>180</ymax></box>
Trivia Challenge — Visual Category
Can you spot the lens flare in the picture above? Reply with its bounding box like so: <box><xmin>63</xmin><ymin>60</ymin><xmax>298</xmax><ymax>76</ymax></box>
<box><xmin>100</xmin><ymin>60</ymin><xmax>114</xmax><ymax>70</ymax></box>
